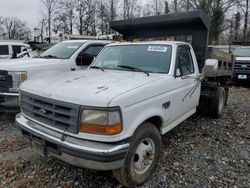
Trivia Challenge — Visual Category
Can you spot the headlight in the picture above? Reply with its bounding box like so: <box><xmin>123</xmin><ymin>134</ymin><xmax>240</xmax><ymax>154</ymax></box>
<box><xmin>80</xmin><ymin>108</ymin><xmax>122</xmax><ymax>135</ymax></box>
<box><xmin>8</xmin><ymin>71</ymin><xmax>27</xmax><ymax>92</ymax></box>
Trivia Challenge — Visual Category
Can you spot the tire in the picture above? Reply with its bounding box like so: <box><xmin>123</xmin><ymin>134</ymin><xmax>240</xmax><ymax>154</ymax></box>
<box><xmin>211</xmin><ymin>86</ymin><xmax>226</xmax><ymax>118</ymax></box>
<box><xmin>225</xmin><ymin>88</ymin><xmax>229</xmax><ymax>106</ymax></box>
<box><xmin>113</xmin><ymin>122</ymin><xmax>162</xmax><ymax>187</ymax></box>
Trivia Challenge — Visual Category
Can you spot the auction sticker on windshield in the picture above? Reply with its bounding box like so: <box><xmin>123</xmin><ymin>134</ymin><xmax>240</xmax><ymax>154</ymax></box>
<box><xmin>148</xmin><ymin>46</ymin><xmax>168</xmax><ymax>52</ymax></box>
<box><xmin>67</xmin><ymin>46</ymin><xmax>79</xmax><ymax>49</ymax></box>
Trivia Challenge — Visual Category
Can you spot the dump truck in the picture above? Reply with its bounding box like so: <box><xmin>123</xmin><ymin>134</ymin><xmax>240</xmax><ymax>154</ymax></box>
<box><xmin>16</xmin><ymin>10</ymin><xmax>234</xmax><ymax>187</ymax></box>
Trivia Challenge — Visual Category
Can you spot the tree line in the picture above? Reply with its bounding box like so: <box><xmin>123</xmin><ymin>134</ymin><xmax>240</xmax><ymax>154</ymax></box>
<box><xmin>0</xmin><ymin>17</ymin><xmax>31</xmax><ymax>40</ymax></box>
<box><xmin>37</xmin><ymin>0</ymin><xmax>250</xmax><ymax>44</ymax></box>
<box><xmin>0</xmin><ymin>0</ymin><xmax>249</xmax><ymax>44</ymax></box>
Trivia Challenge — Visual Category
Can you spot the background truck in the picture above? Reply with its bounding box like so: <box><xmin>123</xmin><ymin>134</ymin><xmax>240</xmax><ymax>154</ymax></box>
<box><xmin>0</xmin><ymin>41</ymin><xmax>31</xmax><ymax>60</ymax></box>
<box><xmin>231</xmin><ymin>42</ymin><xmax>250</xmax><ymax>84</ymax></box>
<box><xmin>0</xmin><ymin>40</ymin><xmax>109</xmax><ymax>112</ymax></box>
<box><xmin>16</xmin><ymin>10</ymin><xmax>234</xmax><ymax>187</ymax></box>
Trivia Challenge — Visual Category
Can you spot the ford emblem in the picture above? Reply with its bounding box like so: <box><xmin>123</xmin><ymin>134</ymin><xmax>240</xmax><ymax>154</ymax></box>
<box><xmin>241</xmin><ymin>65</ymin><xmax>247</xmax><ymax>68</ymax></box>
<box><xmin>37</xmin><ymin>108</ymin><xmax>47</xmax><ymax>114</ymax></box>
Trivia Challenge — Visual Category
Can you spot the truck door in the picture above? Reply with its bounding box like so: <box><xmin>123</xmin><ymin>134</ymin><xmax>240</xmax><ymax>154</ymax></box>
<box><xmin>174</xmin><ymin>45</ymin><xmax>200</xmax><ymax>116</ymax></box>
<box><xmin>75</xmin><ymin>44</ymin><xmax>106</xmax><ymax>70</ymax></box>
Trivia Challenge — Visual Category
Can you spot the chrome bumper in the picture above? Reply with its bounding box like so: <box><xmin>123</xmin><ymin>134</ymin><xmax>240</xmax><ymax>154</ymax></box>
<box><xmin>0</xmin><ymin>92</ymin><xmax>19</xmax><ymax>112</ymax></box>
<box><xmin>0</xmin><ymin>92</ymin><xmax>19</xmax><ymax>97</ymax></box>
<box><xmin>16</xmin><ymin>113</ymin><xmax>130</xmax><ymax>170</ymax></box>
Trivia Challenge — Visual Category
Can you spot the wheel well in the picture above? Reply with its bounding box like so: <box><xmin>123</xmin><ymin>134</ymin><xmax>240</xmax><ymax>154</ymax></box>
<box><xmin>145</xmin><ymin>116</ymin><xmax>163</xmax><ymax>131</ymax></box>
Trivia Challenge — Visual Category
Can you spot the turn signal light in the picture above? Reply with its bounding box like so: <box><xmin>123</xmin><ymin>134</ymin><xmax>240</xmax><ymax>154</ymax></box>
<box><xmin>80</xmin><ymin>123</ymin><xmax>122</xmax><ymax>135</ymax></box>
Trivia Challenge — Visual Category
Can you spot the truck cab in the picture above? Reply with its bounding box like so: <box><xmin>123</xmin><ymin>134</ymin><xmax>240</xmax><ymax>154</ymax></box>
<box><xmin>16</xmin><ymin>11</ymin><xmax>233</xmax><ymax>187</ymax></box>
<box><xmin>0</xmin><ymin>40</ymin><xmax>110</xmax><ymax>112</ymax></box>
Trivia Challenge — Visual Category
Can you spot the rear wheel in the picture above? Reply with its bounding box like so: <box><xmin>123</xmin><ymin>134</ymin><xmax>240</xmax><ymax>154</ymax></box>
<box><xmin>225</xmin><ymin>88</ymin><xmax>229</xmax><ymax>106</ymax></box>
<box><xmin>211</xmin><ymin>86</ymin><xmax>226</xmax><ymax>118</ymax></box>
<box><xmin>113</xmin><ymin>122</ymin><xmax>161</xmax><ymax>187</ymax></box>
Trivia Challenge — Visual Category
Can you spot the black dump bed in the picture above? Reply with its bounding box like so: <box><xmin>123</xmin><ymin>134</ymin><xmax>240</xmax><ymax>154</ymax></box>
<box><xmin>110</xmin><ymin>10</ymin><xmax>234</xmax><ymax>76</ymax></box>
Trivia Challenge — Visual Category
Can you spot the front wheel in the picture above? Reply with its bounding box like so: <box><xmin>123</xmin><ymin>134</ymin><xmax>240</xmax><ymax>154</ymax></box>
<box><xmin>113</xmin><ymin>122</ymin><xmax>162</xmax><ymax>187</ymax></box>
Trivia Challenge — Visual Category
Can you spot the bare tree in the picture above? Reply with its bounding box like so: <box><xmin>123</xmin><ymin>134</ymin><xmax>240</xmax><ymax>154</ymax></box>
<box><xmin>41</xmin><ymin>0</ymin><xmax>58</xmax><ymax>40</ymax></box>
<box><xmin>97</xmin><ymin>0</ymin><xmax>118</xmax><ymax>34</ymax></box>
<box><xmin>188</xmin><ymin>0</ymin><xmax>237</xmax><ymax>15</ymax></box>
<box><xmin>151</xmin><ymin>0</ymin><xmax>166</xmax><ymax>15</ymax></box>
<box><xmin>0</xmin><ymin>17</ymin><xmax>31</xmax><ymax>40</ymax></box>
<box><xmin>234</xmin><ymin>12</ymin><xmax>241</xmax><ymax>40</ymax></box>
<box><xmin>107</xmin><ymin>0</ymin><xmax>118</xmax><ymax>21</ymax></box>
<box><xmin>97</xmin><ymin>1</ymin><xmax>109</xmax><ymax>35</ymax></box>
<box><xmin>37</xmin><ymin>15</ymin><xmax>47</xmax><ymax>42</ymax></box>
<box><xmin>0</xmin><ymin>16</ymin><xmax>5</xmax><ymax>38</ymax></box>
<box><xmin>57</xmin><ymin>0</ymin><xmax>76</xmax><ymax>34</ymax></box>
<box><xmin>236</xmin><ymin>0</ymin><xmax>249</xmax><ymax>41</ymax></box>
<box><xmin>123</xmin><ymin>0</ymin><xmax>140</xmax><ymax>19</ymax></box>
<box><xmin>174</xmin><ymin>0</ymin><xmax>178</xmax><ymax>12</ymax></box>
<box><xmin>76</xmin><ymin>0</ymin><xmax>96</xmax><ymax>35</ymax></box>
<box><xmin>143</xmin><ymin>0</ymin><xmax>166</xmax><ymax>16</ymax></box>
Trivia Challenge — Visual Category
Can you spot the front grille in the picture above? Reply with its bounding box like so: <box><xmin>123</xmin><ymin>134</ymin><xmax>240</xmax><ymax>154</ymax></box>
<box><xmin>20</xmin><ymin>91</ymin><xmax>80</xmax><ymax>134</ymax></box>
<box><xmin>234</xmin><ymin>61</ymin><xmax>250</xmax><ymax>71</ymax></box>
<box><xmin>0</xmin><ymin>70</ymin><xmax>12</xmax><ymax>92</ymax></box>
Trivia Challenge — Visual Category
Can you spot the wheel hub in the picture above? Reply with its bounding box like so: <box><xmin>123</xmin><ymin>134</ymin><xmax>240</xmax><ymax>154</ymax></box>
<box><xmin>133</xmin><ymin>138</ymin><xmax>155</xmax><ymax>174</ymax></box>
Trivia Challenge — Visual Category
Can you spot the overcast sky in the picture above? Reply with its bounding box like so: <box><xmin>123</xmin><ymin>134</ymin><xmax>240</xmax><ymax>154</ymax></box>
<box><xmin>0</xmin><ymin>0</ymin><xmax>41</xmax><ymax>30</ymax></box>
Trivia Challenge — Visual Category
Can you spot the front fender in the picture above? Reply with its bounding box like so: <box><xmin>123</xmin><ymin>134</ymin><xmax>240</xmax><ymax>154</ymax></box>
<box><xmin>122</xmin><ymin>105</ymin><xmax>165</xmax><ymax>138</ymax></box>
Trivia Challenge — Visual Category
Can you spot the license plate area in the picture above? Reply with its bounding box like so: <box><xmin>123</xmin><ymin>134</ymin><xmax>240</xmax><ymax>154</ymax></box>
<box><xmin>30</xmin><ymin>135</ymin><xmax>61</xmax><ymax>156</ymax></box>
<box><xmin>238</xmin><ymin>75</ymin><xmax>247</xmax><ymax>79</ymax></box>
<box><xmin>31</xmin><ymin>140</ymin><xmax>44</xmax><ymax>156</ymax></box>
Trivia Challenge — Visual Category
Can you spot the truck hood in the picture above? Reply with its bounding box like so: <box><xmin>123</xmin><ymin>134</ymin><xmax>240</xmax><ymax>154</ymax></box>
<box><xmin>20</xmin><ymin>69</ymin><xmax>165</xmax><ymax>107</ymax></box>
<box><xmin>0</xmin><ymin>58</ymin><xmax>63</xmax><ymax>71</ymax></box>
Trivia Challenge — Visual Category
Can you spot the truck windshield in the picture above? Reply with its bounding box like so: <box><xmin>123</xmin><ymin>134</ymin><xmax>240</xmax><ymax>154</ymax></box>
<box><xmin>91</xmin><ymin>44</ymin><xmax>172</xmax><ymax>74</ymax></box>
<box><xmin>39</xmin><ymin>42</ymin><xmax>85</xmax><ymax>59</ymax></box>
<box><xmin>234</xmin><ymin>47</ymin><xmax>250</xmax><ymax>57</ymax></box>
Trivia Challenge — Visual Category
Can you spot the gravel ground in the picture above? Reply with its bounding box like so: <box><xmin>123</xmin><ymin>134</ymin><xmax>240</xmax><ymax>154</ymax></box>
<box><xmin>0</xmin><ymin>86</ymin><xmax>249</xmax><ymax>188</ymax></box>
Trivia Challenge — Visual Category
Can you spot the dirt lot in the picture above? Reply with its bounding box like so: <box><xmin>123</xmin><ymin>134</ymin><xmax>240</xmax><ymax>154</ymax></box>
<box><xmin>0</xmin><ymin>87</ymin><xmax>249</xmax><ymax>188</ymax></box>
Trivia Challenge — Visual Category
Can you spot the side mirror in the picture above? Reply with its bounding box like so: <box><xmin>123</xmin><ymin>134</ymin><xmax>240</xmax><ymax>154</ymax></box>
<box><xmin>176</xmin><ymin>68</ymin><xmax>181</xmax><ymax>77</ymax></box>
<box><xmin>205</xmin><ymin>59</ymin><xmax>218</xmax><ymax>70</ymax></box>
<box><xmin>202</xmin><ymin>59</ymin><xmax>219</xmax><ymax>78</ymax></box>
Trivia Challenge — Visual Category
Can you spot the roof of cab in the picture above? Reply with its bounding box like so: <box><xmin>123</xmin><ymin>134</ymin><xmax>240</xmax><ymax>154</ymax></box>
<box><xmin>107</xmin><ymin>40</ymin><xmax>190</xmax><ymax>47</ymax></box>
<box><xmin>0</xmin><ymin>41</ymin><xmax>30</xmax><ymax>46</ymax></box>
<box><xmin>60</xmin><ymin>40</ymin><xmax>111</xmax><ymax>44</ymax></box>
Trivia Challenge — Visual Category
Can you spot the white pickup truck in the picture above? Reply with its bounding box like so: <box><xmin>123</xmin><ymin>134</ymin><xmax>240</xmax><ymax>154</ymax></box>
<box><xmin>16</xmin><ymin>11</ymin><xmax>233</xmax><ymax>186</ymax></box>
<box><xmin>0</xmin><ymin>41</ymin><xmax>31</xmax><ymax>60</ymax></box>
<box><xmin>0</xmin><ymin>40</ymin><xmax>109</xmax><ymax>112</ymax></box>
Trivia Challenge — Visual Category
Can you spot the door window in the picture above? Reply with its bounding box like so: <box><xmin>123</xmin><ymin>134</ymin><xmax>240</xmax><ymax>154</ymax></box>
<box><xmin>77</xmin><ymin>45</ymin><xmax>105</xmax><ymax>66</ymax></box>
<box><xmin>84</xmin><ymin>45</ymin><xmax>104</xmax><ymax>56</ymax></box>
<box><xmin>176</xmin><ymin>46</ymin><xmax>194</xmax><ymax>76</ymax></box>
<box><xmin>12</xmin><ymin>45</ymin><xmax>23</xmax><ymax>54</ymax></box>
<box><xmin>0</xmin><ymin>45</ymin><xmax>9</xmax><ymax>55</ymax></box>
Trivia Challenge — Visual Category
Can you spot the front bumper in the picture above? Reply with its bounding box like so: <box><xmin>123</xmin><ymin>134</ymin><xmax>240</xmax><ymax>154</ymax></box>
<box><xmin>0</xmin><ymin>92</ymin><xmax>19</xmax><ymax>113</ymax></box>
<box><xmin>16</xmin><ymin>113</ymin><xmax>130</xmax><ymax>170</ymax></box>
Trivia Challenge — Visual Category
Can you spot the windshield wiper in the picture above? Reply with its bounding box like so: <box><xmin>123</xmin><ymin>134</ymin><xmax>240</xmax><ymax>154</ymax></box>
<box><xmin>90</xmin><ymin>66</ymin><xmax>104</xmax><ymax>72</ymax></box>
<box><xmin>42</xmin><ymin>55</ymin><xmax>59</xmax><ymax>59</ymax></box>
<box><xmin>118</xmin><ymin>65</ymin><xmax>149</xmax><ymax>76</ymax></box>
